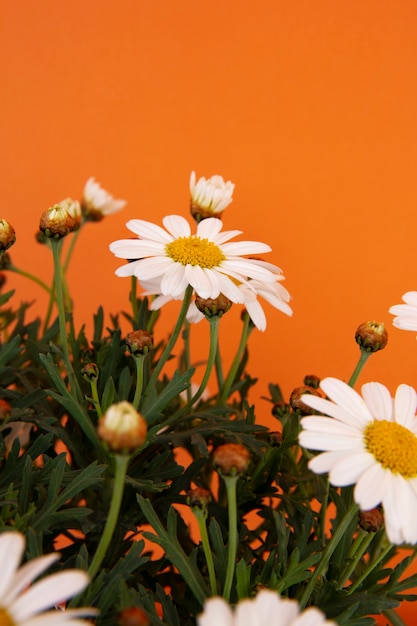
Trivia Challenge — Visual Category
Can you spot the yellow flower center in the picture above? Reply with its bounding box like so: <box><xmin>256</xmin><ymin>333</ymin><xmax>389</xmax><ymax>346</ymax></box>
<box><xmin>0</xmin><ymin>609</ymin><xmax>16</xmax><ymax>626</ymax></box>
<box><xmin>165</xmin><ymin>236</ymin><xmax>225</xmax><ymax>268</ymax></box>
<box><xmin>364</xmin><ymin>420</ymin><xmax>417</xmax><ymax>477</ymax></box>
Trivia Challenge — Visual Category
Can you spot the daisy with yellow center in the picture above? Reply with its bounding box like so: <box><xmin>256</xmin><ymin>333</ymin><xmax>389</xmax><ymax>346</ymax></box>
<box><xmin>0</xmin><ymin>531</ymin><xmax>97</xmax><ymax>625</ymax></box>
<box><xmin>389</xmin><ymin>291</ymin><xmax>417</xmax><ymax>331</ymax></box>
<box><xmin>298</xmin><ymin>377</ymin><xmax>417</xmax><ymax>545</ymax></box>
<box><xmin>110</xmin><ymin>215</ymin><xmax>278</xmax><ymax>303</ymax></box>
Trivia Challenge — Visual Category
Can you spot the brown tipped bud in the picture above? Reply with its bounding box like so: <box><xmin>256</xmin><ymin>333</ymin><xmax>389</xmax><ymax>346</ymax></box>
<box><xmin>303</xmin><ymin>375</ymin><xmax>321</xmax><ymax>389</ymax></box>
<box><xmin>97</xmin><ymin>401</ymin><xmax>147</xmax><ymax>453</ymax></box>
<box><xmin>39</xmin><ymin>205</ymin><xmax>74</xmax><ymax>239</ymax></box>
<box><xmin>81</xmin><ymin>363</ymin><xmax>99</xmax><ymax>382</ymax></box>
<box><xmin>194</xmin><ymin>293</ymin><xmax>232</xmax><ymax>319</ymax></box>
<box><xmin>290</xmin><ymin>385</ymin><xmax>321</xmax><ymax>415</ymax></box>
<box><xmin>0</xmin><ymin>219</ymin><xmax>16</xmax><ymax>252</ymax></box>
<box><xmin>58</xmin><ymin>198</ymin><xmax>82</xmax><ymax>230</ymax></box>
<box><xmin>359</xmin><ymin>508</ymin><xmax>384</xmax><ymax>533</ymax></box>
<box><xmin>355</xmin><ymin>321</ymin><xmax>388</xmax><ymax>353</ymax></box>
<box><xmin>271</xmin><ymin>401</ymin><xmax>290</xmax><ymax>420</ymax></box>
<box><xmin>0</xmin><ymin>399</ymin><xmax>12</xmax><ymax>420</ymax></box>
<box><xmin>118</xmin><ymin>607</ymin><xmax>149</xmax><ymax>626</ymax></box>
<box><xmin>268</xmin><ymin>431</ymin><xmax>283</xmax><ymax>447</ymax></box>
<box><xmin>213</xmin><ymin>443</ymin><xmax>250</xmax><ymax>476</ymax></box>
<box><xmin>125</xmin><ymin>330</ymin><xmax>153</xmax><ymax>356</ymax></box>
<box><xmin>187</xmin><ymin>487</ymin><xmax>211</xmax><ymax>509</ymax></box>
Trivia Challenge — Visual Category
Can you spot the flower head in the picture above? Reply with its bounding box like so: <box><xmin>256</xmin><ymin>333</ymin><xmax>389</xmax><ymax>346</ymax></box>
<box><xmin>82</xmin><ymin>177</ymin><xmax>126</xmax><ymax>221</ymax></box>
<box><xmin>0</xmin><ymin>531</ymin><xmax>97</xmax><ymax>625</ymax></box>
<box><xmin>110</xmin><ymin>215</ymin><xmax>279</xmax><ymax>304</ymax></box>
<box><xmin>389</xmin><ymin>291</ymin><xmax>417</xmax><ymax>332</ymax></box>
<box><xmin>355</xmin><ymin>321</ymin><xmax>388</xmax><ymax>352</ymax></box>
<box><xmin>299</xmin><ymin>377</ymin><xmax>417</xmax><ymax>544</ymax></box>
<box><xmin>213</xmin><ymin>443</ymin><xmax>250</xmax><ymax>476</ymax></box>
<box><xmin>98</xmin><ymin>401</ymin><xmax>147</xmax><ymax>453</ymax></box>
<box><xmin>197</xmin><ymin>589</ymin><xmax>336</xmax><ymax>626</ymax></box>
<box><xmin>0</xmin><ymin>219</ymin><xmax>16</xmax><ymax>252</ymax></box>
<box><xmin>190</xmin><ymin>171</ymin><xmax>234</xmax><ymax>221</ymax></box>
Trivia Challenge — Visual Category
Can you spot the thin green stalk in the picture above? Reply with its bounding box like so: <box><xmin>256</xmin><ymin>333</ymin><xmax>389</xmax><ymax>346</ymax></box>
<box><xmin>299</xmin><ymin>500</ymin><xmax>359</xmax><ymax>609</ymax></box>
<box><xmin>346</xmin><ymin>541</ymin><xmax>393</xmax><ymax>595</ymax></box>
<box><xmin>62</xmin><ymin>226</ymin><xmax>82</xmax><ymax>273</ymax></box>
<box><xmin>193</xmin><ymin>507</ymin><xmax>217</xmax><ymax>596</ymax></box>
<box><xmin>133</xmin><ymin>354</ymin><xmax>146</xmax><ymax>409</ymax></box>
<box><xmin>222</xmin><ymin>475</ymin><xmax>239</xmax><ymax>601</ymax></box>
<box><xmin>89</xmin><ymin>377</ymin><xmax>103</xmax><ymax>418</ymax></box>
<box><xmin>214</xmin><ymin>338</ymin><xmax>224</xmax><ymax>389</ymax></box>
<box><xmin>185</xmin><ymin>317</ymin><xmax>219</xmax><ymax>411</ymax></box>
<box><xmin>218</xmin><ymin>313</ymin><xmax>250</xmax><ymax>405</ymax></box>
<box><xmin>336</xmin><ymin>528</ymin><xmax>375</xmax><ymax>590</ymax></box>
<box><xmin>88</xmin><ymin>454</ymin><xmax>129</xmax><ymax>579</ymax></box>
<box><xmin>382</xmin><ymin>609</ymin><xmax>408</xmax><ymax>626</ymax></box>
<box><xmin>143</xmin><ymin>285</ymin><xmax>193</xmax><ymax>399</ymax></box>
<box><xmin>348</xmin><ymin>350</ymin><xmax>371</xmax><ymax>388</ymax></box>
<box><xmin>8</xmin><ymin>265</ymin><xmax>51</xmax><ymax>294</ymax></box>
<box><xmin>182</xmin><ymin>321</ymin><xmax>192</xmax><ymax>403</ymax></box>
<box><xmin>130</xmin><ymin>275</ymin><xmax>139</xmax><ymax>328</ymax></box>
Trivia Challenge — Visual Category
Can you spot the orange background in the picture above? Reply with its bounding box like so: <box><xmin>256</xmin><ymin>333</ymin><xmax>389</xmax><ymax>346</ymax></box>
<box><xmin>2</xmin><ymin>1</ymin><xmax>417</xmax><ymax>622</ymax></box>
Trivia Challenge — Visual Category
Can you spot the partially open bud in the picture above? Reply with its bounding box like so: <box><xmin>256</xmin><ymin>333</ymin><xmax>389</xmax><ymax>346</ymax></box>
<box><xmin>81</xmin><ymin>363</ymin><xmax>99</xmax><ymax>382</ymax></box>
<box><xmin>39</xmin><ymin>205</ymin><xmax>74</xmax><ymax>239</ymax></box>
<box><xmin>194</xmin><ymin>293</ymin><xmax>232</xmax><ymax>320</ymax></box>
<box><xmin>212</xmin><ymin>443</ymin><xmax>250</xmax><ymax>476</ymax></box>
<box><xmin>118</xmin><ymin>607</ymin><xmax>149</xmax><ymax>626</ymax></box>
<box><xmin>125</xmin><ymin>330</ymin><xmax>154</xmax><ymax>356</ymax></box>
<box><xmin>0</xmin><ymin>219</ymin><xmax>16</xmax><ymax>252</ymax></box>
<box><xmin>97</xmin><ymin>401</ymin><xmax>147</xmax><ymax>453</ymax></box>
<box><xmin>355</xmin><ymin>321</ymin><xmax>388</xmax><ymax>353</ymax></box>
<box><xmin>187</xmin><ymin>487</ymin><xmax>211</xmax><ymax>510</ymax></box>
<box><xmin>359</xmin><ymin>508</ymin><xmax>384</xmax><ymax>533</ymax></box>
<box><xmin>290</xmin><ymin>385</ymin><xmax>321</xmax><ymax>415</ymax></box>
<box><xmin>81</xmin><ymin>177</ymin><xmax>126</xmax><ymax>222</ymax></box>
<box><xmin>189</xmin><ymin>171</ymin><xmax>234</xmax><ymax>222</ymax></box>
<box><xmin>58</xmin><ymin>197</ymin><xmax>82</xmax><ymax>230</ymax></box>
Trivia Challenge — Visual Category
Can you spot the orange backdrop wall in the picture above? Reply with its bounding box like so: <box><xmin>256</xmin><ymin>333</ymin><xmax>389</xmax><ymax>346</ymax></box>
<box><xmin>2</xmin><ymin>1</ymin><xmax>417</xmax><ymax>622</ymax></box>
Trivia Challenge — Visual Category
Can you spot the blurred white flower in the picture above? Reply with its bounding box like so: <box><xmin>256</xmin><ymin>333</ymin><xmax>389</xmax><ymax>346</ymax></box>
<box><xmin>389</xmin><ymin>291</ymin><xmax>417</xmax><ymax>331</ymax></box>
<box><xmin>198</xmin><ymin>589</ymin><xmax>336</xmax><ymax>626</ymax></box>
<box><xmin>82</xmin><ymin>177</ymin><xmax>126</xmax><ymax>221</ymax></box>
<box><xmin>190</xmin><ymin>171</ymin><xmax>234</xmax><ymax>219</ymax></box>
<box><xmin>0</xmin><ymin>531</ymin><xmax>98</xmax><ymax>625</ymax></box>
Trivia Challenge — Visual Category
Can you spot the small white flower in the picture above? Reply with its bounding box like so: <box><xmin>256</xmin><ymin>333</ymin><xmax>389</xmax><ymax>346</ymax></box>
<box><xmin>190</xmin><ymin>171</ymin><xmax>234</xmax><ymax>219</ymax></box>
<box><xmin>198</xmin><ymin>589</ymin><xmax>336</xmax><ymax>626</ymax></box>
<box><xmin>110</xmin><ymin>215</ymin><xmax>278</xmax><ymax>304</ymax></box>
<box><xmin>299</xmin><ymin>377</ymin><xmax>417</xmax><ymax>545</ymax></box>
<box><xmin>0</xmin><ymin>531</ymin><xmax>97</xmax><ymax>625</ymax></box>
<box><xmin>82</xmin><ymin>177</ymin><xmax>126</xmax><ymax>220</ymax></box>
<box><xmin>389</xmin><ymin>291</ymin><xmax>417</xmax><ymax>331</ymax></box>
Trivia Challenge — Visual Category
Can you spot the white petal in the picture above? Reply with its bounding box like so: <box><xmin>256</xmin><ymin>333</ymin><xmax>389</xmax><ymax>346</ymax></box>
<box><xmin>361</xmin><ymin>382</ymin><xmax>393</xmax><ymax>421</ymax></box>
<box><xmin>245</xmin><ymin>299</ymin><xmax>267</xmax><ymax>331</ymax></box>
<box><xmin>220</xmin><ymin>259</ymin><xmax>276</xmax><ymax>282</ymax></box>
<box><xmin>6</xmin><ymin>554</ymin><xmax>59</xmax><ymax>606</ymax></box>
<box><xmin>319</xmin><ymin>378</ymin><xmax>373</xmax><ymax>427</ymax></box>
<box><xmin>160</xmin><ymin>264</ymin><xmax>189</xmax><ymax>297</ymax></box>
<box><xmin>329</xmin><ymin>451</ymin><xmax>375</xmax><ymax>487</ymax></box>
<box><xmin>354</xmin><ymin>463</ymin><xmax>389</xmax><ymax>510</ymax></box>
<box><xmin>299</xmin><ymin>397</ymin><xmax>365</xmax><ymax>429</ymax></box>
<box><xmin>163</xmin><ymin>215</ymin><xmax>191</xmax><ymax>238</ymax></box>
<box><xmin>197</xmin><ymin>597</ymin><xmax>234</xmax><ymax>626</ymax></box>
<box><xmin>299</xmin><ymin>430</ymin><xmax>361</xmax><ymax>451</ymax></box>
<box><xmin>392</xmin><ymin>317</ymin><xmax>417</xmax><ymax>331</ymax></box>
<box><xmin>126</xmin><ymin>219</ymin><xmax>172</xmax><ymax>242</ymax></box>
<box><xmin>382</xmin><ymin>475</ymin><xmax>417</xmax><ymax>544</ymax></box>
<box><xmin>23</xmin><ymin>608</ymin><xmax>98</xmax><ymax>626</ymax></box>
<box><xmin>196</xmin><ymin>217</ymin><xmax>223</xmax><ymax>239</ymax></box>
<box><xmin>213</xmin><ymin>229</ymin><xmax>243</xmax><ymax>245</ymax></box>
<box><xmin>403</xmin><ymin>291</ymin><xmax>417</xmax><ymax>305</ymax></box>
<box><xmin>185</xmin><ymin>265</ymin><xmax>217</xmax><ymax>299</ymax></box>
<box><xmin>300</xmin><ymin>416</ymin><xmax>362</xmax><ymax>438</ymax></box>
<box><xmin>0</xmin><ymin>532</ymin><xmax>25</xmax><ymax>600</ymax></box>
<box><xmin>394</xmin><ymin>384</ymin><xmax>417</xmax><ymax>428</ymax></box>
<box><xmin>221</xmin><ymin>241</ymin><xmax>272</xmax><ymax>256</ymax></box>
<box><xmin>134</xmin><ymin>257</ymin><xmax>174</xmax><ymax>280</ymax></box>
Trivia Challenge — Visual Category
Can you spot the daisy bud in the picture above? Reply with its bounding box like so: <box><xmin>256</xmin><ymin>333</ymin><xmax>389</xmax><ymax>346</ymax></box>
<box><xmin>39</xmin><ymin>205</ymin><xmax>74</xmax><ymax>239</ymax></box>
<box><xmin>359</xmin><ymin>508</ymin><xmax>384</xmax><ymax>533</ymax></box>
<box><xmin>0</xmin><ymin>398</ymin><xmax>12</xmax><ymax>420</ymax></box>
<box><xmin>271</xmin><ymin>401</ymin><xmax>290</xmax><ymax>420</ymax></box>
<box><xmin>81</xmin><ymin>362</ymin><xmax>99</xmax><ymax>382</ymax></box>
<box><xmin>190</xmin><ymin>171</ymin><xmax>234</xmax><ymax>222</ymax></box>
<box><xmin>213</xmin><ymin>443</ymin><xmax>250</xmax><ymax>477</ymax></box>
<box><xmin>126</xmin><ymin>330</ymin><xmax>154</xmax><ymax>356</ymax></box>
<box><xmin>0</xmin><ymin>219</ymin><xmax>16</xmax><ymax>252</ymax></box>
<box><xmin>82</xmin><ymin>176</ymin><xmax>126</xmax><ymax>222</ymax></box>
<box><xmin>290</xmin><ymin>385</ymin><xmax>322</xmax><ymax>415</ymax></box>
<box><xmin>118</xmin><ymin>607</ymin><xmax>149</xmax><ymax>626</ymax></box>
<box><xmin>194</xmin><ymin>293</ymin><xmax>232</xmax><ymax>319</ymax></box>
<box><xmin>355</xmin><ymin>321</ymin><xmax>388</xmax><ymax>353</ymax></box>
<box><xmin>187</xmin><ymin>487</ymin><xmax>211</xmax><ymax>510</ymax></box>
<box><xmin>58</xmin><ymin>197</ymin><xmax>82</xmax><ymax>230</ymax></box>
<box><xmin>303</xmin><ymin>374</ymin><xmax>321</xmax><ymax>389</ymax></box>
<box><xmin>97</xmin><ymin>401</ymin><xmax>147</xmax><ymax>453</ymax></box>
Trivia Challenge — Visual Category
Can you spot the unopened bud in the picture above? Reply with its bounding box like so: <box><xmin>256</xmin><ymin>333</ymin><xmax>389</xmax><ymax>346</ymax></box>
<box><xmin>81</xmin><ymin>363</ymin><xmax>99</xmax><ymax>382</ymax></box>
<box><xmin>213</xmin><ymin>443</ymin><xmax>250</xmax><ymax>476</ymax></box>
<box><xmin>359</xmin><ymin>508</ymin><xmax>384</xmax><ymax>533</ymax></box>
<box><xmin>303</xmin><ymin>374</ymin><xmax>320</xmax><ymax>389</ymax></box>
<box><xmin>39</xmin><ymin>205</ymin><xmax>74</xmax><ymax>239</ymax></box>
<box><xmin>187</xmin><ymin>487</ymin><xmax>211</xmax><ymax>509</ymax></box>
<box><xmin>97</xmin><ymin>401</ymin><xmax>147</xmax><ymax>453</ymax></box>
<box><xmin>194</xmin><ymin>294</ymin><xmax>232</xmax><ymax>319</ymax></box>
<box><xmin>290</xmin><ymin>385</ymin><xmax>321</xmax><ymax>415</ymax></box>
<box><xmin>355</xmin><ymin>321</ymin><xmax>388</xmax><ymax>353</ymax></box>
<box><xmin>118</xmin><ymin>607</ymin><xmax>149</xmax><ymax>626</ymax></box>
<box><xmin>125</xmin><ymin>330</ymin><xmax>153</xmax><ymax>356</ymax></box>
<box><xmin>0</xmin><ymin>219</ymin><xmax>16</xmax><ymax>252</ymax></box>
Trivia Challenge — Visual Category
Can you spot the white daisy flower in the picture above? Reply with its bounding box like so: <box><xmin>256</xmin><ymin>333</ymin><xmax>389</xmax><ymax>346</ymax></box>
<box><xmin>190</xmin><ymin>171</ymin><xmax>234</xmax><ymax>220</ymax></box>
<box><xmin>82</xmin><ymin>177</ymin><xmax>126</xmax><ymax>221</ymax></box>
<box><xmin>110</xmin><ymin>215</ymin><xmax>278</xmax><ymax>303</ymax></box>
<box><xmin>0</xmin><ymin>531</ymin><xmax>98</xmax><ymax>625</ymax></box>
<box><xmin>389</xmin><ymin>291</ymin><xmax>417</xmax><ymax>331</ymax></box>
<box><xmin>197</xmin><ymin>589</ymin><xmax>336</xmax><ymax>626</ymax></box>
<box><xmin>299</xmin><ymin>377</ymin><xmax>417</xmax><ymax>545</ymax></box>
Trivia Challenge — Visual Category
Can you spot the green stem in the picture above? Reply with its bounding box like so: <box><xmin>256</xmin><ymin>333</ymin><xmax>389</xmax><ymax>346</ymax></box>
<box><xmin>8</xmin><ymin>265</ymin><xmax>51</xmax><ymax>294</ymax></box>
<box><xmin>214</xmin><ymin>338</ymin><xmax>224</xmax><ymax>390</ymax></box>
<box><xmin>193</xmin><ymin>508</ymin><xmax>217</xmax><ymax>596</ymax></box>
<box><xmin>348</xmin><ymin>351</ymin><xmax>371</xmax><ymax>388</ymax></box>
<box><xmin>63</xmin><ymin>226</ymin><xmax>82</xmax><ymax>274</ymax></box>
<box><xmin>186</xmin><ymin>318</ymin><xmax>219</xmax><ymax>411</ymax></box>
<box><xmin>382</xmin><ymin>609</ymin><xmax>407</xmax><ymax>626</ymax></box>
<box><xmin>299</xmin><ymin>500</ymin><xmax>359</xmax><ymax>609</ymax></box>
<box><xmin>182</xmin><ymin>321</ymin><xmax>192</xmax><ymax>403</ymax></box>
<box><xmin>130</xmin><ymin>275</ymin><xmax>139</xmax><ymax>328</ymax></box>
<box><xmin>89</xmin><ymin>378</ymin><xmax>103</xmax><ymax>418</ymax></box>
<box><xmin>336</xmin><ymin>528</ymin><xmax>375</xmax><ymax>590</ymax></box>
<box><xmin>133</xmin><ymin>354</ymin><xmax>146</xmax><ymax>409</ymax></box>
<box><xmin>346</xmin><ymin>541</ymin><xmax>393</xmax><ymax>595</ymax></box>
<box><xmin>218</xmin><ymin>313</ymin><xmax>250</xmax><ymax>405</ymax></box>
<box><xmin>222</xmin><ymin>475</ymin><xmax>239</xmax><ymax>601</ymax></box>
<box><xmin>143</xmin><ymin>285</ymin><xmax>193</xmax><ymax>399</ymax></box>
<box><xmin>88</xmin><ymin>454</ymin><xmax>129</xmax><ymax>579</ymax></box>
